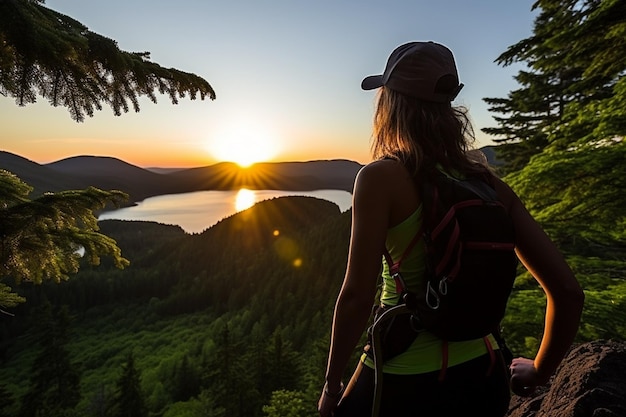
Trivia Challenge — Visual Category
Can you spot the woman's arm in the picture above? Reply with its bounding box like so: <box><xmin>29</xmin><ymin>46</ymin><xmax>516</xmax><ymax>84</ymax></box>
<box><xmin>318</xmin><ymin>163</ymin><xmax>392</xmax><ymax>416</ymax></box>
<box><xmin>495</xmin><ymin>178</ymin><xmax>585</xmax><ymax>395</ymax></box>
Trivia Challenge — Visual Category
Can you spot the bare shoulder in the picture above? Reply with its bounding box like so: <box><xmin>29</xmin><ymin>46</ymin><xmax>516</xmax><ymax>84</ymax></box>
<box><xmin>355</xmin><ymin>159</ymin><xmax>408</xmax><ymax>190</ymax></box>
<box><xmin>357</xmin><ymin>158</ymin><xmax>404</xmax><ymax>177</ymax></box>
<box><xmin>492</xmin><ymin>175</ymin><xmax>519</xmax><ymax>212</ymax></box>
<box><xmin>356</xmin><ymin>159</ymin><xmax>419</xmax><ymax>225</ymax></box>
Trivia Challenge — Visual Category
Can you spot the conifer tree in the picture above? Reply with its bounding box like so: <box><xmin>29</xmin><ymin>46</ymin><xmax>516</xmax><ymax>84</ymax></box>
<box><xmin>482</xmin><ymin>0</ymin><xmax>626</xmax><ymax>250</ymax></box>
<box><xmin>0</xmin><ymin>384</ymin><xmax>15</xmax><ymax>417</ymax></box>
<box><xmin>0</xmin><ymin>170</ymin><xmax>130</xmax><ymax>309</ymax></box>
<box><xmin>112</xmin><ymin>352</ymin><xmax>148</xmax><ymax>417</ymax></box>
<box><xmin>203</xmin><ymin>322</ymin><xmax>261</xmax><ymax>417</ymax></box>
<box><xmin>482</xmin><ymin>0</ymin><xmax>626</xmax><ymax>173</ymax></box>
<box><xmin>0</xmin><ymin>0</ymin><xmax>215</xmax><ymax>122</ymax></box>
<box><xmin>172</xmin><ymin>354</ymin><xmax>200</xmax><ymax>402</ymax></box>
<box><xmin>18</xmin><ymin>302</ymin><xmax>81</xmax><ymax>417</ymax></box>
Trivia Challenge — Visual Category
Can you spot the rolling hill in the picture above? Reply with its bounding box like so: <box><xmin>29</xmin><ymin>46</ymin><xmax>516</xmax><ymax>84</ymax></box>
<box><xmin>0</xmin><ymin>151</ymin><xmax>363</xmax><ymax>204</ymax></box>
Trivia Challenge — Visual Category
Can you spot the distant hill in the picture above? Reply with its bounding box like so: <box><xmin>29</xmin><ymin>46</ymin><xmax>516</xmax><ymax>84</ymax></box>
<box><xmin>1</xmin><ymin>147</ymin><xmax>501</xmax><ymax>204</ymax></box>
<box><xmin>0</xmin><ymin>151</ymin><xmax>86</xmax><ymax>193</ymax></box>
<box><xmin>44</xmin><ymin>155</ymin><xmax>181</xmax><ymax>202</ymax></box>
<box><xmin>0</xmin><ymin>151</ymin><xmax>363</xmax><ymax>204</ymax></box>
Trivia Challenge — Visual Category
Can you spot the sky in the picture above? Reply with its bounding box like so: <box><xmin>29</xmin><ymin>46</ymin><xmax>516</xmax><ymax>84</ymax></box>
<box><xmin>1</xmin><ymin>0</ymin><xmax>537</xmax><ymax>168</ymax></box>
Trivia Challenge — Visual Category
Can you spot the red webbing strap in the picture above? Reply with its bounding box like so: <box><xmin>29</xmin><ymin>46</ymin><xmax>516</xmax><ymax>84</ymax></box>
<box><xmin>438</xmin><ymin>340</ymin><xmax>449</xmax><ymax>382</ymax></box>
<box><xmin>435</xmin><ymin>217</ymin><xmax>460</xmax><ymax>277</ymax></box>
<box><xmin>383</xmin><ymin>222</ymin><xmax>424</xmax><ymax>294</ymax></box>
<box><xmin>484</xmin><ymin>336</ymin><xmax>496</xmax><ymax>376</ymax></box>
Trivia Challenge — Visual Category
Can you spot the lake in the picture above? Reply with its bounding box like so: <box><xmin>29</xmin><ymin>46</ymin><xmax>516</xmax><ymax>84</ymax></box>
<box><xmin>98</xmin><ymin>189</ymin><xmax>353</xmax><ymax>234</ymax></box>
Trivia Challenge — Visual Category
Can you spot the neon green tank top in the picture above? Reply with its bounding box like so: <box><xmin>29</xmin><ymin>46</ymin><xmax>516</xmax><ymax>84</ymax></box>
<box><xmin>362</xmin><ymin>207</ymin><xmax>498</xmax><ymax>374</ymax></box>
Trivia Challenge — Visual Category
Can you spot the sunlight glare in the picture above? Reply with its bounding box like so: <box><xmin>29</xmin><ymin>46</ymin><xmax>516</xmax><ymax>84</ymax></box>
<box><xmin>235</xmin><ymin>188</ymin><xmax>256</xmax><ymax>212</ymax></box>
<box><xmin>208</xmin><ymin>121</ymin><xmax>280</xmax><ymax>167</ymax></box>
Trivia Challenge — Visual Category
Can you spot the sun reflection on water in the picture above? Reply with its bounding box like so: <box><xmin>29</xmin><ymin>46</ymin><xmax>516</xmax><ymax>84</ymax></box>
<box><xmin>235</xmin><ymin>188</ymin><xmax>256</xmax><ymax>212</ymax></box>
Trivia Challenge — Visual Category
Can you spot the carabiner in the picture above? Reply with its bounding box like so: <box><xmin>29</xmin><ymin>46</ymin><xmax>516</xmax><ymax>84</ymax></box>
<box><xmin>438</xmin><ymin>276</ymin><xmax>448</xmax><ymax>295</ymax></box>
<box><xmin>425</xmin><ymin>281</ymin><xmax>440</xmax><ymax>310</ymax></box>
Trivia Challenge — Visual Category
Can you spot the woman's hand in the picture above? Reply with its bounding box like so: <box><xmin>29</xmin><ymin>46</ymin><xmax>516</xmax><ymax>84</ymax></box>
<box><xmin>318</xmin><ymin>382</ymin><xmax>344</xmax><ymax>417</ymax></box>
<box><xmin>509</xmin><ymin>357</ymin><xmax>541</xmax><ymax>397</ymax></box>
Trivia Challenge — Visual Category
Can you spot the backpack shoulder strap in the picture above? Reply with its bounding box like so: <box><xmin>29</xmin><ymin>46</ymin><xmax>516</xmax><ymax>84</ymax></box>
<box><xmin>383</xmin><ymin>221</ymin><xmax>424</xmax><ymax>295</ymax></box>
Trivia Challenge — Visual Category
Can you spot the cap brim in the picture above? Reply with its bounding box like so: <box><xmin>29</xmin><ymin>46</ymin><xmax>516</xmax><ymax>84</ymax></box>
<box><xmin>361</xmin><ymin>75</ymin><xmax>384</xmax><ymax>90</ymax></box>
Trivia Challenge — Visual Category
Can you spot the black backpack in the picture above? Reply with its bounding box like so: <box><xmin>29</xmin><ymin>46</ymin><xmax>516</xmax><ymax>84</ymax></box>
<box><xmin>393</xmin><ymin>169</ymin><xmax>518</xmax><ymax>341</ymax></box>
<box><xmin>371</xmin><ymin>169</ymin><xmax>518</xmax><ymax>351</ymax></box>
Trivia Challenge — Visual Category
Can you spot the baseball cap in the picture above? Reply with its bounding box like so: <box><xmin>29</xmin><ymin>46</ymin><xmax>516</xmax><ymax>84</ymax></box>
<box><xmin>361</xmin><ymin>41</ymin><xmax>464</xmax><ymax>102</ymax></box>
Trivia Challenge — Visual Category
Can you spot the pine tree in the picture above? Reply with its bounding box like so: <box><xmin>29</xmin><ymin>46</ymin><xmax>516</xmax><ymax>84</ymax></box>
<box><xmin>0</xmin><ymin>384</ymin><xmax>15</xmax><ymax>417</ymax></box>
<box><xmin>112</xmin><ymin>352</ymin><xmax>148</xmax><ymax>417</ymax></box>
<box><xmin>482</xmin><ymin>0</ymin><xmax>626</xmax><ymax>173</ymax></box>
<box><xmin>172</xmin><ymin>354</ymin><xmax>200</xmax><ymax>402</ymax></box>
<box><xmin>18</xmin><ymin>302</ymin><xmax>81</xmax><ymax>417</ymax></box>
<box><xmin>482</xmin><ymin>0</ymin><xmax>626</xmax><ymax>250</ymax></box>
<box><xmin>0</xmin><ymin>170</ymin><xmax>130</xmax><ymax>309</ymax></box>
<box><xmin>0</xmin><ymin>0</ymin><xmax>215</xmax><ymax>122</ymax></box>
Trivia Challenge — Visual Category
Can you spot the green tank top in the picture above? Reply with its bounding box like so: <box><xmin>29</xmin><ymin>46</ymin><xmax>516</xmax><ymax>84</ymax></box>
<box><xmin>362</xmin><ymin>207</ymin><xmax>498</xmax><ymax>374</ymax></box>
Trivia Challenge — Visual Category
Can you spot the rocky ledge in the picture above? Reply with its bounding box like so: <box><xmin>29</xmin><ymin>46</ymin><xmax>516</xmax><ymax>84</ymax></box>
<box><xmin>506</xmin><ymin>339</ymin><xmax>626</xmax><ymax>417</ymax></box>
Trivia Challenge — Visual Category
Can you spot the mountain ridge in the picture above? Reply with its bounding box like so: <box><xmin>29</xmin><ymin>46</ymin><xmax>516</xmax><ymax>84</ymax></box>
<box><xmin>1</xmin><ymin>147</ymin><xmax>500</xmax><ymax>204</ymax></box>
<box><xmin>0</xmin><ymin>151</ymin><xmax>364</xmax><ymax>204</ymax></box>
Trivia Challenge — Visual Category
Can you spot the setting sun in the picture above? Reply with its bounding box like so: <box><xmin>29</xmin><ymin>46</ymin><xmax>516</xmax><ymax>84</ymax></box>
<box><xmin>208</xmin><ymin>121</ymin><xmax>280</xmax><ymax>167</ymax></box>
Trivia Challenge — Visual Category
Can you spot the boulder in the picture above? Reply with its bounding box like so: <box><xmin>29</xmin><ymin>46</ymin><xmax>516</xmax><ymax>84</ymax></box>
<box><xmin>506</xmin><ymin>339</ymin><xmax>626</xmax><ymax>417</ymax></box>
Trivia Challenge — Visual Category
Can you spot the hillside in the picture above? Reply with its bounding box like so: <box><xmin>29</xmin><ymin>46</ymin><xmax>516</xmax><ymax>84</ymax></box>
<box><xmin>0</xmin><ymin>151</ymin><xmax>86</xmax><ymax>193</ymax></box>
<box><xmin>0</xmin><ymin>196</ymin><xmax>352</xmax><ymax>417</ymax></box>
<box><xmin>0</xmin><ymin>151</ymin><xmax>363</xmax><ymax>204</ymax></box>
<box><xmin>0</xmin><ymin>193</ymin><xmax>624</xmax><ymax>416</ymax></box>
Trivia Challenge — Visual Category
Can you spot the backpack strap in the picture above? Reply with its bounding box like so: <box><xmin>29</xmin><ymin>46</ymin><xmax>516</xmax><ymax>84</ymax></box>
<box><xmin>369</xmin><ymin>303</ymin><xmax>412</xmax><ymax>417</ymax></box>
<box><xmin>382</xmin><ymin>222</ymin><xmax>424</xmax><ymax>295</ymax></box>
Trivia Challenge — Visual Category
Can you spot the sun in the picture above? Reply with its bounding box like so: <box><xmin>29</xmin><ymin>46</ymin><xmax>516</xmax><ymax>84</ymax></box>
<box><xmin>208</xmin><ymin>121</ymin><xmax>280</xmax><ymax>167</ymax></box>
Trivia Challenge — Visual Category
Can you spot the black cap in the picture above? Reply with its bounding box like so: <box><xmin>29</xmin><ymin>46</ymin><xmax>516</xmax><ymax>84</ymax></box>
<box><xmin>361</xmin><ymin>41</ymin><xmax>464</xmax><ymax>102</ymax></box>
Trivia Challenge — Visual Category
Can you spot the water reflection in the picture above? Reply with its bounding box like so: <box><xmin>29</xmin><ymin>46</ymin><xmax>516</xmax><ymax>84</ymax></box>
<box><xmin>98</xmin><ymin>188</ymin><xmax>352</xmax><ymax>234</ymax></box>
<box><xmin>235</xmin><ymin>188</ymin><xmax>256</xmax><ymax>211</ymax></box>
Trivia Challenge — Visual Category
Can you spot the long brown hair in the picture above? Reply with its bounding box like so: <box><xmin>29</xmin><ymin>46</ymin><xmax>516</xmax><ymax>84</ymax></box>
<box><xmin>370</xmin><ymin>87</ymin><xmax>489</xmax><ymax>178</ymax></box>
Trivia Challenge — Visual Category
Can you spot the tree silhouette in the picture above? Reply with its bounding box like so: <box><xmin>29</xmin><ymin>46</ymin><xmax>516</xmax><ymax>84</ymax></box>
<box><xmin>112</xmin><ymin>352</ymin><xmax>148</xmax><ymax>417</ymax></box>
<box><xmin>18</xmin><ymin>302</ymin><xmax>81</xmax><ymax>417</ymax></box>
<box><xmin>0</xmin><ymin>0</ymin><xmax>216</xmax><ymax>122</ymax></box>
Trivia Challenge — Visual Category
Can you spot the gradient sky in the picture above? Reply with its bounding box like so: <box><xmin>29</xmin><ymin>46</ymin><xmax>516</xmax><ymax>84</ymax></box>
<box><xmin>1</xmin><ymin>0</ymin><xmax>536</xmax><ymax>168</ymax></box>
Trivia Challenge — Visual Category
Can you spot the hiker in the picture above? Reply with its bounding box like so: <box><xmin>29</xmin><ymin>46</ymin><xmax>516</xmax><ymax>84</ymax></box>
<box><xmin>318</xmin><ymin>41</ymin><xmax>584</xmax><ymax>417</ymax></box>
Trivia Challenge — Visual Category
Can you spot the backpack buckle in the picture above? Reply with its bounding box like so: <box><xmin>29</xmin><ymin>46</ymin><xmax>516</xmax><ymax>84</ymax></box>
<box><xmin>392</xmin><ymin>271</ymin><xmax>407</xmax><ymax>294</ymax></box>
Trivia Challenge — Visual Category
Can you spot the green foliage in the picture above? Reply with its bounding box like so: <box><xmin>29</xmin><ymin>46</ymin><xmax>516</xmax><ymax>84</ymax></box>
<box><xmin>0</xmin><ymin>0</ymin><xmax>215</xmax><ymax>122</ymax></box>
<box><xmin>0</xmin><ymin>384</ymin><xmax>15</xmax><ymax>416</ymax></box>
<box><xmin>112</xmin><ymin>352</ymin><xmax>148</xmax><ymax>417</ymax></box>
<box><xmin>0</xmin><ymin>170</ymin><xmax>130</xmax><ymax>308</ymax></box>
<box><xmin>0</xmin><ymin>192</ymin><xmax>623</xmax><ymax>416</ymax></box>
<box><xmin>504</xmin><ymin>141</ymin><xmax>626</xmax><ymax>252</ymax></box>
<box><xmin>0</xmin><ymin>197</ymin><xmax>349</xmax><ymax>416</ymax></box>
<box><xmin>17</xmin><ymin>302</ymin><xmax>81</xmax><ymax>417</ymax></box>
<box><xmin>262</xmin><ymin>390</ymin><xmax>310</xmax><ymax>417</ymax></box>
<box><xmin>482</xmin><ymin>0</ymin><xmax>626</xmax><ymax>172</ymax></box>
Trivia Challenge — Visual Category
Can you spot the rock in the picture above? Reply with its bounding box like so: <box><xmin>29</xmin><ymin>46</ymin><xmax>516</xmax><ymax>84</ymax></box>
<box><xmin>506</xmin><ymin>339</ymin><xmax>626</xmax><ymax>417</ymax></box>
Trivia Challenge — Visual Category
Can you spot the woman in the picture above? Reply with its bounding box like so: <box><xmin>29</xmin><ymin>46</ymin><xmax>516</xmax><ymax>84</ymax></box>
<box><xmin>318</xmin><ymin>41</ymin><xmax>584</xmax><ymax>417</ymax></box>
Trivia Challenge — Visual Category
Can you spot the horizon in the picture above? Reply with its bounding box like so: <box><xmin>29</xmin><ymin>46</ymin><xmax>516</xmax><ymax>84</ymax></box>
<box><xmin>1</xmin><ymin>1</ymin><xmax>536</xmax><ymax>169</ymax></box>
<box><xmin>2</xmin><ymin>144</ymin><xmax>496</xmax><ymax>171</ymax></box>
<box><xmin>2</xmin><ymin>149</ymin><xmax>365</xmax><ymax>170</ymax></box>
